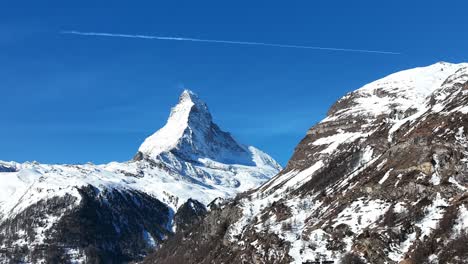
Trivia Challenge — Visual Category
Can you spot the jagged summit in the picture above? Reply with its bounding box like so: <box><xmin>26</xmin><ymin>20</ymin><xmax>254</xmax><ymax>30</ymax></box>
<box><xmin>137</xmin><ymin>89</ymin><xmax>210</xmax><ymax>159</ymax></box>
<box><xmin>178</xmin><ymin>89</ymin><xmax>207</xmax><ymax>108</ymax></box>
<box><xmin>137</xmin><ymin>90</ymin><xmax>263</xmax><ymax>166</ymax></box>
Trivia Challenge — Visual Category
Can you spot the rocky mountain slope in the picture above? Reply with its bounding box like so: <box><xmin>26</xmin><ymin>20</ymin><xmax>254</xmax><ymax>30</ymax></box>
<box><xmin>148</xmin><ymin>62</ymin><xmax>468</xmax><ymax>264</ymax></box>
<box><xmin>0</xmin><ymin>90</ymin><xmax>280</xmax><ymax>263</ymax></box>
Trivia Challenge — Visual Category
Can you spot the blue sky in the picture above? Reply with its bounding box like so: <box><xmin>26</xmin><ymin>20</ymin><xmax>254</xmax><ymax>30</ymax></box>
<box><xmin>1</xmin><ymin>1</ymin><xmax>467</xmax><ymax>166</ymax></box>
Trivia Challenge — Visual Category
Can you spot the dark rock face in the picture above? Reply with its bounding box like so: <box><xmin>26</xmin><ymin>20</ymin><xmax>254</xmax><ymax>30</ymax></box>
<box><xmin>145</xmin><ymin>199</ymin><xmax>293</xmax><ymax>264</ymax></box>
<box><xmin>0</xmin><ymin>163</ymin><xmax>16</xmax><ymax>172</ymax></box>
<box><xmin>0</xmin><ymin>185</ymin><xmax>172</xmax><ymax>263</ymax></box>
<box><xmin>143</xmin><ymin>202</ymin><xmax>262</xmax><ymax>264</ymax></box>
<box><xmin>174</xmin><ymin>199</ymin><xmax>207</xmax><ymax>233</ymax></box>
<box><xmin>133</xmin><ymin>151</ymin><xmax>145</xmax><ymax>161</ymax></box>
<box><xmin>146</xmin><ymin>63</ymin><xmax>468</xmax><ymax>264</ymax></box>
<box><xmin>174</xmin><ymin>105</ymin><xmax>253</xmax><ymax>165</ymax></box>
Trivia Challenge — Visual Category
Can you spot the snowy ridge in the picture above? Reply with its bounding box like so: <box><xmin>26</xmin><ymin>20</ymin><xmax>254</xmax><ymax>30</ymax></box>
<box><xmin>326</xmin><ymin>62</ymin><xmax>468</xmax><ymax>122</ymax></box>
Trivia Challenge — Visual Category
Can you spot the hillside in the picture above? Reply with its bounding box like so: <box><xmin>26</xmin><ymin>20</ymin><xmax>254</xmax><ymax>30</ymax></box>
<box><xmin>147</xmin><ymin>62</ymin><xmax>468</xmax><ymax>264</ymax></box>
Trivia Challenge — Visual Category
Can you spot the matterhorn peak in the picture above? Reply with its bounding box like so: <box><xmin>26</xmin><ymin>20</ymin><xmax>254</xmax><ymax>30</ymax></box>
<box><xmin>136</xmin><ymin>90</ymin><xmax>277</xmax><ymax>168</ymax></box>
<box><xmin>137</xmin><ymin>89</ymin><xmax>208</xmax><ymax>159</ymax></box>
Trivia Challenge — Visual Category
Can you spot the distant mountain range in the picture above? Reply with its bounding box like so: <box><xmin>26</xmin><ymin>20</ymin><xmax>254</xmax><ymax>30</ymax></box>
<box><xmin>0</xmin><ymin>90</ymin><xmax>280</xmax><ymax>263</ymax></box>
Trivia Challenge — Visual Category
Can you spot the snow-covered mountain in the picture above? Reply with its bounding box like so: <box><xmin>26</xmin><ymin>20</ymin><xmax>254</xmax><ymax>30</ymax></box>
<box><xmin>0</xmin><ymin>90</ymin><xmax>280</xmax><ymax>263</ymax></box>
<box><xmin>148</xmin><ymin>62</ymin><xmax>468</xmax><ymax>264</ymax></box>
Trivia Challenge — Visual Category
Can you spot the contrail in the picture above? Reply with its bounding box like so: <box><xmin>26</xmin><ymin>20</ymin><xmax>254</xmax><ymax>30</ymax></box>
<box><xmin>60</xmin><ymin>30</ymin><xmax>401</xmax><ymax>55</ymax></box>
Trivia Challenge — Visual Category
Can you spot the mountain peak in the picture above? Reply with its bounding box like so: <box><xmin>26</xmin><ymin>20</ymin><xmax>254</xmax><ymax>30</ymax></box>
<box><xmin>325</xmin><ymin>62</ymin><xmax>468</xmax><ymax>120</ymax></box>
<box><xmin>137</xmin><ymin>90</ymin><xmax>270</xmax><ymax>167</ymax></box>
<box><xmin>137</xmin><ymin>89</ymin><xmax>209</xmax><ymax>159</ymax></box>
<box><xmin>179</xmin><ymin>89</ymin><xmax>199</xmax><ymax>101</ymax></box>
<box><xmin>180</xmin><ymin>89</ymin><xmax>195</xmax><ymax>97</ymax></box>
<box><xmin>178</xmin><ymin>89</ymin><xmax>206</xmax><ymax>109</ymax></box>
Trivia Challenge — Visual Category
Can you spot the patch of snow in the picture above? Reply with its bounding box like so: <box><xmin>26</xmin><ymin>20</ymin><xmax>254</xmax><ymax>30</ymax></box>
<box><xmin>394</xmin><ymin>174</ymin><xmax>403</xmax><ymax>187</ymax></box>
<box><xmin>312</xmin><ymin>132</ymin><xmax>366</xmax><ymax>154</ymax></box>
<box><xmin>393</xmin><ymin>202</ymin><xmax>407</xmax><ymax>214</ymax></box>
<box><xmin>452</xmin><ymin>205</ymin><xmax>468</xmax><ymax>237</ymax></box>
<box><xmin>449</xmin><ymin>177</ymin><xmax>467</xmax><ymax>191</ymax></box>
<box><xmin>280</xmin><ymin>161</ymin><xmax>324</xmax><ymax>190</ymax></box>
<box><xmin>143</xmin><ymin>229</ymin><xmax>156</xmax><ymax>248</ymax></box>
<box><xmin>390</xmin><ymin>193</ymin><xmax>447</xmax><ymax>262</ymax></box>
<box><xmin>454</xmin><ymin>105</ymin><xmax>468</xmax><ymax>114</ymax></box>
<box><xmin>430</xmin><ymin>154</ymin><xmax>441</xmax><ymax>185</ymax></box>
<box><xmin>388</xmin><ymin>108</ymin><xmax>426</xmax><ymax>142</ymax></box>
<box><xmin>378</xmin><ymin>169</ymin><xmax>393</xmax><ymax>184</ymax></box>
<box><xmin>332</xmin><ymin>198</ymin><xmax>389</xmax><ymax>234</ymax></box>
<box><xmin>418</xmin><ymin>193</ymin><xmax>447</xmax><ymax>238</ymax></box>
